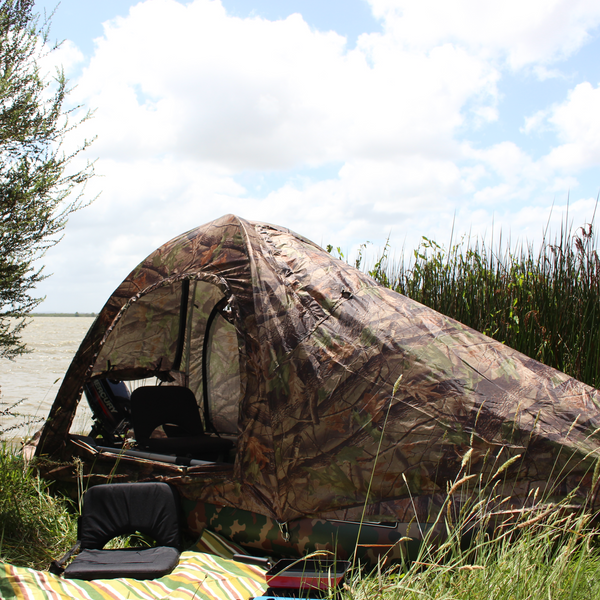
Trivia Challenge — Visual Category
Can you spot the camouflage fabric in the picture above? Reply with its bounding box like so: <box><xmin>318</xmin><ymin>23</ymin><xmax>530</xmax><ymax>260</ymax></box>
<box><xmin>185</xmin><ymin>500</ymin><xmax>420</xmax><ymax>564</ymax></box>
<box><xmin>36</xmin><ymin>214</ymin><xmax>600</xmax><ymax>528</ymax></box>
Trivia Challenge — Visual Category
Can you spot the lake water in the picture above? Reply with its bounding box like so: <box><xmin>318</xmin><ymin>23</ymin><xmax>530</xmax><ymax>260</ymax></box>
<box><xmin>0</xmin><ymin>316</ymin><xmax>96</xmax><ymax>439</ymax></box>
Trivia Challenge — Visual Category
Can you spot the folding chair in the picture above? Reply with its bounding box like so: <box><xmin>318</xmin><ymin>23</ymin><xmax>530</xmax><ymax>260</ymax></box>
<box><xmin>53</xmin><ymin>482</ymin><xmax>181</xmax><ymax>580</ymax></box>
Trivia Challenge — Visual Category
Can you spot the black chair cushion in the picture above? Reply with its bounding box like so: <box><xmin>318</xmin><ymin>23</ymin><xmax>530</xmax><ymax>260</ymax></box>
<box><xmin>63</xmin><ymin>547</ymin><xmax>180</xmax><ymax>580</ymax></box>
<box><xmin>79</xmin><ymin>482</ymin><xmax>181</xmax><ymax>550</ymax></box>
<box><xmin>143</xmin><ymin>435</ymin><xmax>234</xmax><ymax>459</ymax></box>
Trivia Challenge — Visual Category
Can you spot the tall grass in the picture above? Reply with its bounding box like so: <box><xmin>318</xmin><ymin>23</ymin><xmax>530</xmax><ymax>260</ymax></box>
<box><xmin>362</xmin><ymin>218</ymin><xmax>600</xmax><ymax>389</ymax></box>
<box><xmin>345</xmin><ymin>494</ymin><xmax>600</xmax><ymax>599</ymax></box>
<box><xmin>344</xmin><ymin>447</ymin><xmax>600</xmax><ymax>600</ymax></box>
<box><xmin>0</xmin><ymin>443</ymin><xmax>77</xmax><ymax>570</ymax></box>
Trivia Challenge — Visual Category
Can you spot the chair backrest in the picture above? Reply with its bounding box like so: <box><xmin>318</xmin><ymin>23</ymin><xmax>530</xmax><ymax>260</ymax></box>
<box><xmin>129</xmin><ymin>385</ymin><xmax>204</xmax><ymax>444</ymax></box>
<box><xmin>79</xmin><ymin>482</ymin><xmax>181</xmax><ymax>550</ymax></box>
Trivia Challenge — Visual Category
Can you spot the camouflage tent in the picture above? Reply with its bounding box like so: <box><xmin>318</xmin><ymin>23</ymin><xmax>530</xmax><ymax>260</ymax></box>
<box><xmin>36</xmin><ymin>214</ymin><xmax>600</xmax><ymax>529</ymax></box>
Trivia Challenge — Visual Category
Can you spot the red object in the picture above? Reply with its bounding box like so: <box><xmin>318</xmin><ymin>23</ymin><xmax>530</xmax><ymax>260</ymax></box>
<box><xmin>265</xmin><ymin>559</ymin><xmax>350</xmax><ymax>590</ymax></box>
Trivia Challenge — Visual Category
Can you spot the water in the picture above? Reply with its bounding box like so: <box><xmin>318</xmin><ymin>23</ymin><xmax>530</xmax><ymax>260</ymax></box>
<box><xmin>0</xmin><ymin>316</ymin><xmax>96</xmax><ymax>439</ymax></box>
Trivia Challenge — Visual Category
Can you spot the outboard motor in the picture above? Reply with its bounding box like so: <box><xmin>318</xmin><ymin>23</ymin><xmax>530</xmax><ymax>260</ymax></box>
<box><xmin>84</xmin><ymin>379</ymin><xmax>131</xmax><ymax>447</ymax></box>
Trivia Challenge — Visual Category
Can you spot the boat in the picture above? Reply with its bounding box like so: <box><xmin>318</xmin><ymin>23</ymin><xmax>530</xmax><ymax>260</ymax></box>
<box><xmin>31</xmin><ymin>214</ymin><xmax>600</xmax><ymax>563</ymax></box>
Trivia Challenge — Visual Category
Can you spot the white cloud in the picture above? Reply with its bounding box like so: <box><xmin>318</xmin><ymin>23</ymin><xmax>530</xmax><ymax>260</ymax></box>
<box><xmin>368</xmin><ymin>0</ymin><xmax>600</xmax><ymax>69</ymax></box>
<box><xmin>521</xmin><ymin>109</ymin><xmax>550</xmax><ymax>134</ymax></box>
<box><xmin>467</xmin><ymin>142</ymin><xmax>544</xmax><ymax>185</ymax></box>
<box><xmin>70</xmin><ymin>0</ymin><xmax>497</xmax><ymax>171</ymax></box>
<box><xmin>532</xmin><ymin>65</ymin><xmax>567</xmax><ymax>81</ymax></box>
<box><xmin>545</xmin><ymin>82</ymin><xmax>600</xmax><ymax>170</ymax></box>
<box><xmin>38</xmin><ymin>38</ymin><xmax>84</xmax><ymax>78</ymax></box>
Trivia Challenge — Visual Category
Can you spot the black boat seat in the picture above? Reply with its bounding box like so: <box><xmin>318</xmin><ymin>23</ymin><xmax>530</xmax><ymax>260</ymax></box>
<box><xmin>129</xmin><ymin>385</ymin><xmax>233</xmax><ymax>461</ymax></box>
<box><xmin>62</xmin><ymin>482</ymin><xmax>181</xmax><ymax>580</ymax></box>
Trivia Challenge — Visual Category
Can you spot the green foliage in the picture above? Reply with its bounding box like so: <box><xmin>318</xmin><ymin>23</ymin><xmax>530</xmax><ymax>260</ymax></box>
<box><xmin>363</xmin><ymin>217</ymin><xmax>600</xmax><ymax>389</ymax></box>
<box><xmin>0</xmin><ymin>0</ymin><xmax>94</xmax><ymax>359</ymax></box>
<box><xmin>0</xmin><ymin>443</ymin><xmax>77</xmax><ymax>569</ymax></box>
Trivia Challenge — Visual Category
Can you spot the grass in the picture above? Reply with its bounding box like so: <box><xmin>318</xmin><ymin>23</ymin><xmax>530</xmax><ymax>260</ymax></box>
<box><xmin>343</xmin><ymin>494</ymin><xmax>600</xmax><ymax>600</ymax></box>
<box><xmin>344</xmin><ymin>508</ymin><xmax>600</xmax><ymax>599</ymax></box>
<box><xmin>341</xmin><ymin>444</ymin><xmax>600</xmax><ymax>600</ymax></box>
<box><xmin>0</xmin><ymin>443</ymin><xmax>77</xmax><ymax>570</ymax></box>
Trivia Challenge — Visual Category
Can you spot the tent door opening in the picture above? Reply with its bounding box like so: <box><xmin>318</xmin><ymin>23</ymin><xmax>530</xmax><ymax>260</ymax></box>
<box><xmin>79</xmin><ymin>279</ymin><xmax>242</xmax><ymax>464</ymax></box>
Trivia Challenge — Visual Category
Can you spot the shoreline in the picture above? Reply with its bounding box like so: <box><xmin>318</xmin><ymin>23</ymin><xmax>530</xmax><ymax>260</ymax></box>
<box><xmin>29</xmin><ymin>313</ymin><xmax>97</xmax><ymax>317</ymax></box>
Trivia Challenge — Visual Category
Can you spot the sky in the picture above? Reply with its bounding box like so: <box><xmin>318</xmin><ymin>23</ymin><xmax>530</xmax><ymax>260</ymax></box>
<box><xmin>31</xmin><ymin>0</ymin><xmax>600</xmax><ymax>312</ymax></box>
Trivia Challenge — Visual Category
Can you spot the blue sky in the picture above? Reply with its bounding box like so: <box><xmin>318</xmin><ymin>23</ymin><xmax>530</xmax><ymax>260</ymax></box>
<box><xmin>32</xmin><ymin>0</ymin><xmax>600</xmax><ymax>312</ymax></box>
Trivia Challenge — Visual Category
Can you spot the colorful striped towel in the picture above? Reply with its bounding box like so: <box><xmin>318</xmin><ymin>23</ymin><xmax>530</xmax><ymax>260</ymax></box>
<box><xmin>0</xmin><ymin>530</ymin><xmax>267</xmax><ymax>600</ymax></box>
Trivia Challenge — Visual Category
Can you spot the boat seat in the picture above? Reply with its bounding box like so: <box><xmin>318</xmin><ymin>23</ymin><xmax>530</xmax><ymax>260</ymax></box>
<box><xmin>130</xmin><ymin>385</ymin><xmax>234</xmax><ymax>461</ymax></box>
<box><xmin>61</xmin><ymin>482</ymin><xmax>181</xmax><ymax>580</ymax></box>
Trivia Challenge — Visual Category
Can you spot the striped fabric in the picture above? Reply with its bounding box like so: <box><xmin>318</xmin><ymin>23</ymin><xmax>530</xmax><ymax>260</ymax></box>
<box><xmin>0</xmin><ymin>531</ymin><xmax>267</xmax><ymax>600</ymax></box>
<box><xmin>192</xmin><ymin>529</ymin><xmax>248</xmax><ymax>559</ymax></box>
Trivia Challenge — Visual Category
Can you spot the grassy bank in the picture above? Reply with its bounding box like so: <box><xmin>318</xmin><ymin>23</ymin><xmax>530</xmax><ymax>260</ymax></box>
<box><xmin>346</xmin><ymin>502</ymin><xmax>600</xmax><ymax>599</ymax></box>
<box><xmin>2</xmin><ymin>438</ymin><xmax>600</xmax><ymax>598</ymax></box>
